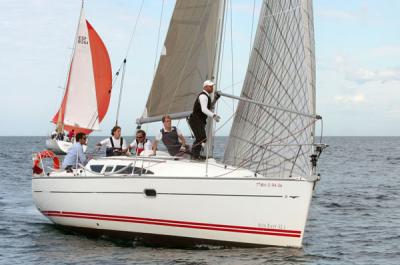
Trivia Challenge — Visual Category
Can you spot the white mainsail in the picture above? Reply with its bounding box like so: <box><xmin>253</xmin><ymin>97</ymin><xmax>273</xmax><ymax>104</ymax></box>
<box><xmin>137</xmin><ymin>0</ymin><xmax>222</xmax><ymax>124</ymax></box>
<box><xmin>63</xmin><ymin>8</ymin><xmax>100</xmax><ymax>130</ymax></box>
<box><xmin>223</xmin><ymin>0</ymin><xmax>316</xmax><ymax>179</ymax></box>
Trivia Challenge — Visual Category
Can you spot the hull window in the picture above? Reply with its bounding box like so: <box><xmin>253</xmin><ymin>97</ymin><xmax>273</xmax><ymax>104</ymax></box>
<box><xmin>105</xmin><ymin>166</ymin><xmax>114</xmax><ymax>173</ymax></box>
<box><xmin>90</xmin><ymin>165</ymin><xmax>104</xmax><ymax>173</ymax></box>
<box><xmin>114</xmin><ymin>165</ymin><xmax>154</xmax><ymax>175</ymax></box>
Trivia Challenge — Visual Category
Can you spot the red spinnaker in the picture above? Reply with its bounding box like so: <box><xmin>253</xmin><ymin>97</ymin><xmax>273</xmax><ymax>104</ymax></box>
<box><xmin>52</xmin><ymin>20</ymin><xmax>112</xmax><ymax>134</ymax></box>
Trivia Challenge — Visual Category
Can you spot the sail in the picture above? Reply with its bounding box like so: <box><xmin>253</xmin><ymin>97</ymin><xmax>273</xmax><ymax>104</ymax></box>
<box><xmin>223</xmin><ymin>0</ymin><xmax>316</xmax><ymax>179</ymax></box>
<box><xmin>52</xmin><ymin>9</ymin><xmax>112</xmax><ymax>134</ymax></box>
<box><xmin>87</xmin><ymin>21</ymin><xmax>112</xmax><ymax>125</ymax></box>
<box><xmin>138</xmin><ymin>0</ymin><xmax>221</xmax><ymax>124</ymax></box>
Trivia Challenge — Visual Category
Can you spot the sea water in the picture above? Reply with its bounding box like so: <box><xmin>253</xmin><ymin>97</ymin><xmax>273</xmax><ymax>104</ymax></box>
<box><xmin>0</xmin><ymin>136</ymin><xmax>399</xmax><ymax>265</ymax></box>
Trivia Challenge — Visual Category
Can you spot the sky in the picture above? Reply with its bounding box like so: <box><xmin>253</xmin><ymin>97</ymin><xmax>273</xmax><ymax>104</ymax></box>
<box><xmin>0</xmin><ymin>0</ymin><xmax>399</xmax><ymax>136</ymax></box>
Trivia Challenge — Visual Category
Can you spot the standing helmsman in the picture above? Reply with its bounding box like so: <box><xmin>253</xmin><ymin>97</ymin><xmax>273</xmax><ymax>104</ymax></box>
<box><xmin>188</xmin><ymin>80</ymin><xmax>221</xmax><ymax>160</ymax></box>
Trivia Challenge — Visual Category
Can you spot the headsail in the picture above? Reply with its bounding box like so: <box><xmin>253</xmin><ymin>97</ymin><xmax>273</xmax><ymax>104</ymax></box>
<box><xmin>223</xmin><ymin>0</ymin><xmax>316</xmax><ymax>178</ymax></box>
<box><xmin>52</xmin><ymin>8</ymin><xmax>112</xmax><ymax>134</ymax></box>
<box><xmin>137</xmin><ymin>0</ymin><xmax>221</xmax><ymax>124</ymax></box>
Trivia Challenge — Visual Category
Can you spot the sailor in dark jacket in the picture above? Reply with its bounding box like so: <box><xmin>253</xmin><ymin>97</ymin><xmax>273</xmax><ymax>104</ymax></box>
<box><xmin>188</xmin><ymin>80</ymin><xmax>221</xmax><ymax>159</ymax></box>
<box><xmin>152</xmin><ymin>115</ymin><xmax>188</xmax><ymax>156</ymax></box>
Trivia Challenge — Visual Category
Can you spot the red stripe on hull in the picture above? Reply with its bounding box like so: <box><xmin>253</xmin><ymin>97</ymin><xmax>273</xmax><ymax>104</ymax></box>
<box><xmin>42</xmin><ymin>211</ymin><xmax>301</xmax><ymax>238</ymax></box>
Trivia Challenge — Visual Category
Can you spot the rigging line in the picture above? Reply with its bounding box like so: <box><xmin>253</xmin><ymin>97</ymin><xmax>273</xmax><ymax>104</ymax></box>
<box><xmin>109</xmin><ymin>0</ymin><xmax>145</xmax><ymax>126</ymax></box>
<box><xmin>214</xmin><ymin>111</ymin><xmax>234</xmax><ymax>134</ymax></box>
<box><xmin>226</xmin><ymin>118</ymin><xmax>317</xmax><ymax>171</ymax></box>
<box><xmin>219</xmin><ymin>79</ymin><xmax>243</xmax><ymax>92</ymax></box>
<box><xmin>148</xmin><ymin>0</ymin><xmax>165</xmax><ymax>114</ymax></box>
<box><xmin>264</xmin><ymin>5</ymin><xmax>300</xmax><ymax>20</ymax></box>
<box><xmin>319</xmin><ymin>118</ymin><xmax>324</xmax><ymax>144</ymax></box>
<box><xmin>213</xmin><ymin>0</ymin><xmax>228</xmax><ymax>84</ymax></box>
<box><xmin>229</xmin><ymin>0</ymin><xmax>234</xmax><ymax>115</ymax></box>
<box><xmin>115</xmin><ymin>59</ymin><xmax>127</xmax><ymax>126</ymax></box>
<box><xmin>152</xmin><ymin>0</ymin><xmax>165</xmax><ymax>77</ymax></box>
<box><xmin>248</xmin><ymin>0</ymin><xmax>256</xmax><ymax>56</ymax></box>
<box><xmin>124</xmin><ymin>0</ymin><xmax>145</xmax><ymax>59</ymax></box>
<box><xmin>57</xmin><ymin>2</ymin><xmax>85</xmax><ymax>132</ymax></box>
<box><xmin>109</xmin><ymin>0</ymin><xmax>145</xmax><ymax>127</ymax></box>
<box><xmin>217</xmin><ymin>0</ymin><xmax>228</xmax><ymax>87</ymax></box>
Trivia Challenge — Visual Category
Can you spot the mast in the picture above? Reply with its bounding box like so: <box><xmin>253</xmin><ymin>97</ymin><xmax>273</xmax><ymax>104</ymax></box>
<box><xmin>205</xmin><ymin>0</ymin><xmax>227</xmax><ymax>159</ymax></box>
<box><xmin>56</xmin><ymin>0</ymin><xmax>85</xmax><ymax>133</ymax></box>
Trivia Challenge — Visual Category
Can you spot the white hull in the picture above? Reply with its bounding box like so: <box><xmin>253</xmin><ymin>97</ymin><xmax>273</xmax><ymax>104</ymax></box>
<box><xmin>32</xmin><ymin>157</ymin><xmax>317</xmax><ymax>247</ymax></box>
<box><xmin>45</xmin><ymin>139</ymin><xmax>87</xmax><ymax>155</ymax></box>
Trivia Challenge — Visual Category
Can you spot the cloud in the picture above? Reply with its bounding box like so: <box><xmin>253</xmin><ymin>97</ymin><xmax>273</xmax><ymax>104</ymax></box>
<box><xmin>387</xmin><ymin>109</ymin><xmax>400</xmax><ymax>114</ymax></box>
<box><xmin>319</xmin><ymin>10</ymin><xmax>356</xmax><ymax>20</ymax></box>
<box><xmin>335</xmin><ymin>93</ymin><xmax>366</xmax><ymax>104</ymax></box>
<box><xmin>346</xmin><ymin>67</ymin><xmax>400</xmax><ymax>84</ymax></box>
<box><xmin>371</xmin><ymin>45</ymin><xmax>400</xmax><ymax>57</ymax></box>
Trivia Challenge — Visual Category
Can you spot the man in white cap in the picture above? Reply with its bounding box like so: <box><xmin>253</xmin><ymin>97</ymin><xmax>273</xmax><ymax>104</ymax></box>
<box><xmin>188</xmin><ymin>80</ymin><xmax>221</xmax><ymax>160</ymax></box>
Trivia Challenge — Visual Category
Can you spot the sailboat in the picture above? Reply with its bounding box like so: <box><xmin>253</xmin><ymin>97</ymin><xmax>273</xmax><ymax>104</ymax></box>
<box><xmin>46</xmin><ymin>2</ymin><xmax>112</xmax><ymax>154</ymax></box>
<box><xmin>33</xmin><ymin>0</ymin><xmax>326</xmax><ymax>247</ymax></box>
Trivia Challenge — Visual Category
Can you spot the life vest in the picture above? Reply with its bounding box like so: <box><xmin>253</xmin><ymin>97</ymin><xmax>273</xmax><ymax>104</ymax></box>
<box><xmin>161</xmin><ymin>126</ymin><xmax>181</xmax><ymax>156</ymax></box>
<box><xmin>191</xmin><ymin>91</ymin><xmax>211</xmax><ymax>123</ymax></box>
<box><xmin>32</xmin><ymin>150</ymin><xmax>60</xmax><ymax>175</ymax></box>
<box><xmin>106</xmin><ymin>137</ymin><xmax>124</xmax><ymax>157</ymax></box>
<box><xmin>134</xmin><ymin>139</ymin><xmax>149</xmax><ymax>155</ymax></box>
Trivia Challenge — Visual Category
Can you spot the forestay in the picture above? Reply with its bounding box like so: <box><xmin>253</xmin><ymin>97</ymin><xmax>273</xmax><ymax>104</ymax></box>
<box><xmin>138</xmin><ymin>0</ymin><xmax>221</xmax><ymax>124</ymax></box>
<box><xmin>223</xmin><ymin>0</ymin><xmax>316</xmax><ymax>179</ymax></box>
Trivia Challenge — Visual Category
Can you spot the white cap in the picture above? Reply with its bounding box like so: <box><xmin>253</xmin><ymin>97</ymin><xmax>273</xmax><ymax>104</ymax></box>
<box><xmin>203</xmin><ymin>80</ymin><xmax>215</xmax><ymax>88</ymax></box>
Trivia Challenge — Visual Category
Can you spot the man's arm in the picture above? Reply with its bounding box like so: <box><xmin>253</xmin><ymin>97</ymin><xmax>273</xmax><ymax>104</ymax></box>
<box><xmin>152</xmin><ymin>132</ymin><xmax>162</xmax><ymax>154</ymax></box>
<box><xmin>121</xmin><ymin>139</ymin><xmax>128</xmax><ymax>154</ymax></box>
<box><xmin>96</xmin><ymin>138</ymin><xmax>108</xmax><ymax>147</ymax></box>
<box><xmin>152</xmin><ymin>140</ymin><xmax>158</xmax><ymax>155</ymax></box>
<box><xmin>199</xmin><ymin>94</ymin><xmax>215</xmax><ymax>118</ymax></box>
<box><xmin>177</xmin><ymin>129</ymin><xmax>186</xmax><ymax>146</ymax></box>
<box><xmin>145</xmin><ymin>140</ymin><xmax>152</xmax><ymax>150</ymax></box>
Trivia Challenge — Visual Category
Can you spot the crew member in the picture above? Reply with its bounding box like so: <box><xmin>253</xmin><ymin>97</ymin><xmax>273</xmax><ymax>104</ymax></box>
<box><xmin>62</xmin><ymin>132</ymin><xmax>88</xmax><ymax>172</ymax></box>
<box><xmin>67</xmin><ymin>129</ymin><xmax>75</xmax><ymax>142</ymax></box>
<box><xmin>188</xmin><ymin>80</ymin><xmax>220</xmax><ymax>159</ymax></box>
<box><xmin>96</xmin><ymin>126</ymin><xmax>128</xmax><ymax>156</ymax></box>
<box><xmin>129</xmin><ymin>129</ymin><xmax>152</xmax><ymax>156</ymax></box>
<box><xmin>152</xmin><ymin>115</ymin><xmax>188</xmax><ymax>156</ymax></box>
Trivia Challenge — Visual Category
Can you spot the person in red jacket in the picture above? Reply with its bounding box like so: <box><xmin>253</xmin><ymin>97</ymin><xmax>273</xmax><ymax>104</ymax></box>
<box><xmin>67</xmin><ymin>129</ymin><xmax>75</xmax><ymax>142</ymax></box>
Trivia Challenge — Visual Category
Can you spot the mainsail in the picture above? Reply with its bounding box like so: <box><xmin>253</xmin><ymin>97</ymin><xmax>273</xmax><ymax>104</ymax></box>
<box><xmin>137</xmin><ymin>0</ymin><xmax>222</xmax><ymax>124</ymax></box>
<box><xmin>52</xmin><ymin>8</ymin><xmax>112</xmax><ymax>134</ymax></box>
<box><xmin>223</xmin><ymin>0</ymin><xmax>316</xmax><ymax>178</ymax></box>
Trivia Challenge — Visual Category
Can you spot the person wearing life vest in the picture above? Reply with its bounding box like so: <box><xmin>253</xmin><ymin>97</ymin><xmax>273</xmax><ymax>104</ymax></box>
<box><xmin>96</xmin><ymin>125</ymin><xmax>128</xmax><ymax>157</ymax></box>
<box><xmin>152</xmin><ymin>115</ymin><xmax>188</xmax><ymax>156</ymax></box>
<box><xmin>188</xmin><ymin>80</ymin><xmax>221</xmax><ymax>160</ymax></box>
<box><xmin>67</xmin><ymin>129</ymin><xmax>75</xmax><ymax>142</ymax></box>
<box><xmin>129</xmin><ymin>129</ymin><xmax>152</xmax><ymax>156</ymax></box>
<box><xmin>62</xmin><ymin>132</ymin><xmax>88</xmax><ymax>172</ymax></box>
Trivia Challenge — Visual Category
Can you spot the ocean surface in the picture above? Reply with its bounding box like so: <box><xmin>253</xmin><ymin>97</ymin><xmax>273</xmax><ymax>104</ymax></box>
<box><xmin>0</xmin><ymin>136</ymin><xmax>399</xmax><ymax>265</ymax></box>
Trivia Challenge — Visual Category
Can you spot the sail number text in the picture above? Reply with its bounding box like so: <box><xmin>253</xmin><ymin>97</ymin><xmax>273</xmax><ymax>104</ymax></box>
<box><xmin>78</xmin><ymin>35</ymin><xmax>88</xmax><ymax>45</ymax></box>
<box><xmin>256</xmin><ymin>182</ymin><xmax>282</xmax><ymax>188</ymax></box>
